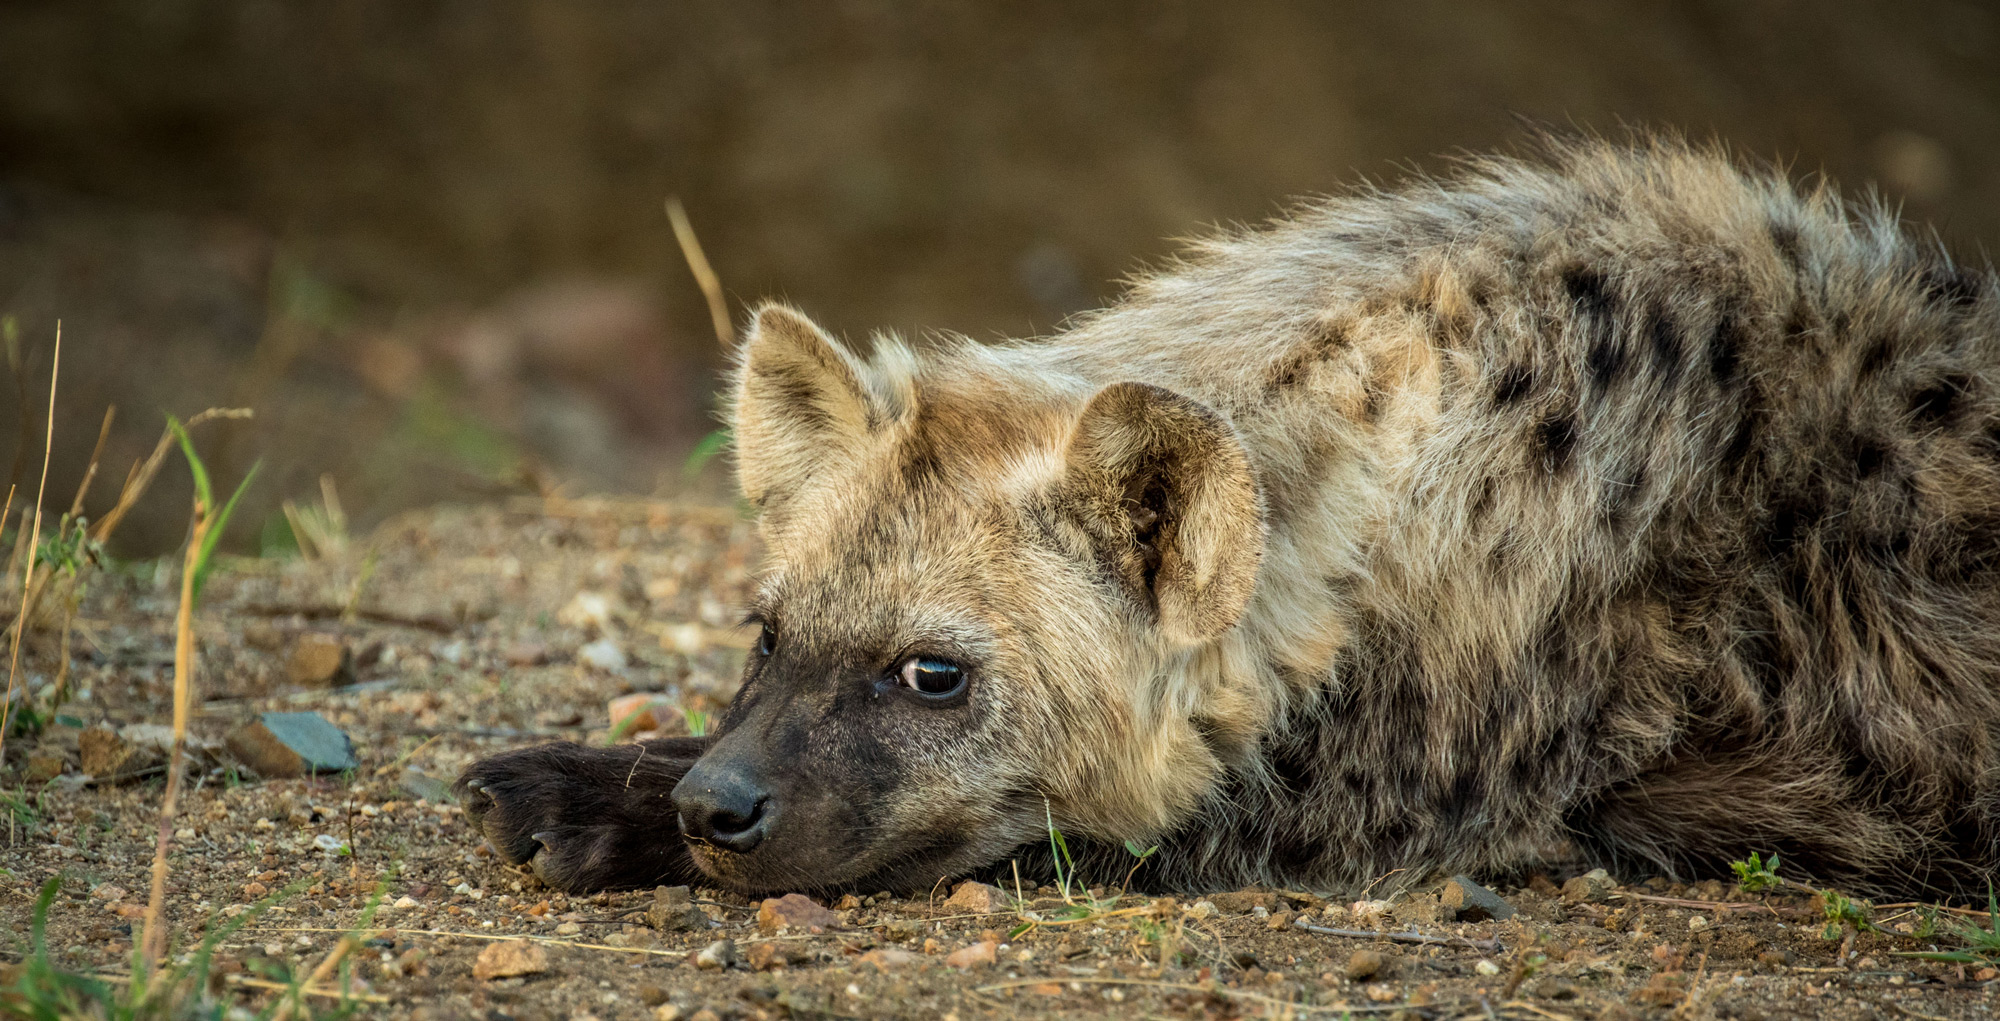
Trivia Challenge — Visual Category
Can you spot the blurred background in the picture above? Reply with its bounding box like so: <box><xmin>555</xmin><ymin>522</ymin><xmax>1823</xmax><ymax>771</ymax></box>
<box><xmin>0</xmin><ymin>0</ymin><xmax>1992</xmax><ymax>556</ymax></box>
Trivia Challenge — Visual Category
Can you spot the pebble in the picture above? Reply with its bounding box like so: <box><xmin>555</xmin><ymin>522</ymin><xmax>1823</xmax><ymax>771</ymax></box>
<box><xmin>941</xmin><ymin>880</ymin><xmax>1005</xmax><ymax>914</ymax></box>
<box><xmin>757</xmin><ymin>893</ymin><xmax>840</xmax><ymax>934</ymax></box>
<box><xmin>944</xmin><ymin>939</ymin><xmax>998</xmax><ymax>969</ymax></box>
<box><xmin>79</xmin><ymin>725</ymin><xmax>146</xmax><ymax>778</ymax></box>
<box><xmin>745</xmin><ymin>943</ymin><xmax>787</xmax><ymax>971</ymax></box>
<box><xmin>652</xmin><ymin>1007</ymin><xmax>682</xmax><ymax>1021</ymax></box>
<box><xmin>392</xmin><ymin>896</ymin><xmax>420</xmax><ymax>911</ymax></box>
<box><xmin>1475</xmin><ymin>959</ymin><xmax>1503</xmax><ymax>976</ymax></box>
<box><xmin>694</xmin><ymin>939</ymin><xmax>737</xmax><ymax>970</ymax></box>
<box><xmin>1184</xmin><ymin>900</ymin><xmax>1218</xmax><ymax>920</ymax></box>
<box><xmin>286</xmin><ymin>633</ymin><xmax>352</xmax><ymax>687</ymax></box>
<box><xmin>579</xmin><ymin>637</ymin><xmax>628</xmax><ymax>672</ymax></box>
<box><xmin>1439</xmin><ymin>875</ymin><xmax>1516</xmax><ymax>922</ymax></box>
<box><xmin>225</xmin><ymin>712</ymin><xmax>358</xmax><ymax>777</ymax></box>
<box><xmin>856</xmin><ymin>948</ymin><xmax>924</xmax><ymax>972</ymax></box>
<box><xmin>1344</xmin><ymin>949</ymin><xmax>1385</xmax><ymax>980</ymax></box>
<box><xmin>555</xmin><ymin>921</ymin><xmax>582</xmax><ymax>936</ymax></box>
<box><xmin>1364</xmin><ymin>983</ymin><xmax>1398</xmax><ymax>1003</ymax></box>
<box><xmin>472</xmin><ymin>940</ymin><xmax>548</xmax><ymax>981</ymax></box>
<box><xmin>313</xmin><ymin>834</ymin><xmax>346</xmax><ymax>853</ymax></box>
<box><xmin>1561</xmin><ymin>868</ymin><xmax>1617</xmax><ymax>905</ymax></box>
<box><xmin>560</xmin><ymin>590</ymin><xmax>617</xmax><ymax>632</ymax></box>
<box><xmin>649</xmin><ymin>885</ymin><xmax>706</xmax><ymax>931</ymax></box>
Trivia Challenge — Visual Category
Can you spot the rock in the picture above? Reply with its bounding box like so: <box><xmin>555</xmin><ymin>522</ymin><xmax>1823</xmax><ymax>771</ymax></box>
<box><xmin>23</xmin><ymin>751</ymin><xmax>65</xmax><ymax>783</ymax></box>
<box><xmin>79</xmin><ymin>725</ymin><xmax>142</xmax><ymax>778</ymax></box>
<box><xmin>745</xmin><ymin>943</ymin><xmax>787</xmax><ymax>971</ymax></box>
<box><xmin>694</xmin><ymin>939</ymin><xmax>736</xmax><ymax>970</ymax></box>
<box><xmin>609</xmin><ymin>693</ymin><xmax>669</xmax><ymax>735</ymax></box>
<box><xmin>944</xmin><ymin>939</ymin><xmax>997</xmax><ymax>969</ymax></box>
<box><xmin>1349</xmin><ymin>899</ymin><xmax>1393</xmax><ymax>924</ymax></box>
<box><xmin>941</xmin><ymin>881</ymin><xmax>1005</xmax><ymax>914</ymax></box>
<box><xmin>1208</xmin><ymin>890</ymin><xmax>1277</xmax><ymax>914</ymax></box>
<box><xmin>391</xmin><ymin>896</ymin><xmax>420</xmax><ymax>911</ymax></box>
<box><xmin>756</xmin><ymin>893</ymin><xmax>839</xmax><ymax>935</ymax></box>
<box><xmin>856</xmin><ymin>948</ymin><xmax>924</xmax><ymax>972</ymax></box>
<box><xmin>504</xmin><ymin>641</ymin><xmax>549</xmax><ymax>667</ymax></box>
<box><xmin>559</xmin><ymin>591</ymin><xmax>617</xmax><ymax>632</ymax></box>
<box><xmin>1364</xmin><ymin>983</ymin><xmax>1398</xmax><ymax>1003</ymax></box>
<box><xmin>225</xmin><ymin>712</ymin><xmax>358</xmax><ymax>777</ymax></box>
<box><xmin>286</xmin><ymin>633</ymin><xmax>352</xmax><ymax>687</ymax></box>
<box><xmin>579</xmin><ymin>638</ymin><xmax>627</xmax><ymax>672</ymax></box>
<box><xmin>652</xmin><ymin>1007</ymin><xmax>682</xmax><ymax>1021</ymax></box>
<box><xmin>648</xmin><ymin>885</ymin><xmax>706</xmax><ymax>931</ymax></box>
<box><xmin>1184</xmin><ymin>900</ymin><xmax>1218</xmax><ymax>920</ymax></box>
<box><xmin>1474</xmin><ymin>958</ymin><xmax>1502</xmax><ymax>976</ymax></box>
<box><xmin>1388</xmin><ymin>890</ymin><xmax>1443</xmax><ymax>926</ymax></box>
<box><xmin>1439</xmin><ymin>876</ymin><xmax>1516</xmax><ymax>922</ymax></box>
<box><xmin>1345</xmin><ymin>949</ymin><xmax>1385</xmax><ymax>980</ymax></box>
<box><xmin>554</xmin><ymin>921</ymin><xmax>582</xmax><ymax>936</ymax></box>
<box><xmin>472</xmin><ymin>940</ymin><xmax>548</xmax><ymax>980</ymax></box>
<box><xmin>1561</xmin><ymin>868</ymin><xmax>1616</xmax><ymax>905</ymax></box>
<box><xmin>637</xmin><ymin>986</ymin><xmax>669</xmax><ymax>1007</ymax></box>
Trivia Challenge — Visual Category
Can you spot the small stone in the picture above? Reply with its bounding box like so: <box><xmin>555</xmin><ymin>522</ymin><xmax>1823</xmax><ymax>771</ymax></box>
<box><xmin>609</xmin><ymin>693</ymin><xmax>667</xmax><ymax>734</ymax></box>
<box><xmin>472</xmin><ymin>940</ymin><xmax>548</xmax><ymax>980</ymax></box>
<box><xmin>1349</xmin><ymin>899</ymin><xmax>1392</xmax><ymax>924</ymax></box>
<box><xmin>1439</xmin><ymin>876</ymin><xmax>1516</xmax><ymax>922</ymax></box>
<box><xmin>636</xmin><ymin>986</ymin><xmax>669</xmax><ymax>1007</ymax></box>
<box><xmin>757</xmin><ymin>893</ymin><xmax>839</xmax><ymax>934</ymax></box>
<box><xmin>505</xmin><ymin>642</ymin><xmax>550</xmax><ymax>667</ymax></box>
<box><xmin>941</xmin><ymin>881</ymin><xmax>1005</xmax><ymax>914</ymax></box>
<box><xmin>90</xmin><ymin>884</ymin><xmax>129</xmax><ymax>902</ymax></box>
<box><xmin>555</xmin><ymin>921</ymin><xmax>582</xmax><ymax>936</ymax></box>
<box><xmin>1364</xmin><ymin>983</ymin><xmax>1398</xmax><ymax>1003</ymax></box>
<box><xmin>79</xmin><ymin>725</ymin><xmax>145</xmax><ymax>778</ymax></box>
<box><xmin>225</xmin><ymin>712</ymin><xmax>358</xmax><ymax>777</ymax></box>
<box><xmin>579</xmin><ymin>638</ymin><xmax>627</xmax><ymax>672</ymax></box>
<box><xmin>1184</xmin><ymin>900</ymin><xmax>1218</xmax><ymax>920</ymax></box>
<box><xmin>1561</xmin><ymin>868</ymin><xmax>1617</xmax><ymax>905</ymax></box>
<box><xmin>1687</xmin><ymin>914</ymin><xmax>1709</xmax><ymax>931</ymax></box>
<box><xmin>560</xmin><ymin>590</ymin><xmax>617</xmax><ymax>632</ymax></box>
<box><xmin>313</xmin><ymin>834</ymin><xmax>346</xmax><ymax>853</ymax></box>
<box><xmin>652</xmin><ymin>1007</ymin><xmax>682</xmax><ymax>1021</ymax></box>
<box><xmin>688</xmin><ymin>1010</ymin><xmax>721</xmax><ymax>1021</ymax></box>
<box><xmin>945</xmin><ymin>939</ymin><xmax>998</xmax><ymax>969</ymax></box>
<box><xmin>745</xmin><ymin>943</ymin><xmax>787</xmax><ymax>971</ymax></box>
<box><xmin>1344</xmin><ymin>950</ymin><xmax>1385</xmax><ymax>980</ymax></box>
<box><xmin>286</xmin><ymin>633</ymin><xmax>352</xmax><ymax>687</ymax></box>
<box><xmin>23</xmin><ymin>752</ymin><xmax>65</xmax><ymax>783</ymax></box>
<box><xmin>1208</xmin><ymin>890</ymin><xmax>1277</xmax><ymax>914</ymax></box>
<box><xmin>1977</xmin><ymin>966</ymin><xmax>1998</xmax><ymax>982</ymax></box>
<box><xmin>392</xmin><ymin>896</ymin><xmax>419</xmax><ymax>911</ymax></box>
<box><xmin>857</xmin><ymin>948</ymin><xmax>924</xmax><ymax>972</ymax></box>
<box><xmin>1474</xmin><ymin>959</ymin><xmax>1502</xmax><ymax>976</ymax></box>
<box><xmin>694</xmin><ymin>939</ymin><xmax>736</xmax><ymax>970</ymax></box>
<box><xmin>1756</xmin><ymin>949</ymin><xmax>1792</xmax><ymax>968</ymax></box>
<box><xmin>242</xmin><ymin>882</ymin><xmax>269</xmax><ymax>898</ymax></box>
<box><xmin>649</xmin><ymin>885</ymin><xmax>705</xmax><ymax>931</ymax></box>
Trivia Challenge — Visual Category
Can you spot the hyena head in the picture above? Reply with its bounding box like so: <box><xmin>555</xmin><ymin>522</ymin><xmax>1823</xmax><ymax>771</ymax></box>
<box><xmin>672</xmin><ymin>304</ymin><xmax>1266</xmax><ymax>893</ymax></box>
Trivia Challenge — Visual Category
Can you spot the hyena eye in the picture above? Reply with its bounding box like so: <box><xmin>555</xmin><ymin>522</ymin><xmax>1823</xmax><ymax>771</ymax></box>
<box><xmin>895</xmin><ymin>656</ymin><xmax>966</xmax><ymax>699</ymax></box>
<box><xmin>755</xmin><ymin>623</ymin><xmax>777</xmax><ymax>658</ymax></box>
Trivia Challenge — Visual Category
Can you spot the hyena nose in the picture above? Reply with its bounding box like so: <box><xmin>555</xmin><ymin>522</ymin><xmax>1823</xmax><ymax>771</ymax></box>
<box><xmin>673</xmin><ymin>764</ymin><xmax>773</xmax><ymax>853</ymax></box>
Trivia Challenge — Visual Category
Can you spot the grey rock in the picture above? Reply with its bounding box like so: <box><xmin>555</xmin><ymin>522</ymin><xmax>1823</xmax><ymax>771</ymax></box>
<box><xmin>694</xmin><ymin>939</ymin><xmax>737</xmax><ymax>970</ymax></box>
<box><xmin>225</xmin><ymin>712</ymin><xmax>358</xmax><ymax>777</ymax></box>
<box><xmin>649</xmin><ymin>885</ymin><xmax>706</xmax><ymax>931</ymax></box>
<box><xmin>1440</xmin><ymin>875</ymin><xmax>1516</xmax><ymax>922</ymax></box>
<box><xmin>1561</xmin><ymin>868</ymin><xmax>1617</xmax><ymax>905</ymax></box>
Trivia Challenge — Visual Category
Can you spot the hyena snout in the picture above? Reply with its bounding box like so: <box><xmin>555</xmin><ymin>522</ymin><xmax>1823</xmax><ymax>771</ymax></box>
<box><xmin>674</xmin><ymin>755</ymin><xmax>774</xmax><ymax>854</ymax></box>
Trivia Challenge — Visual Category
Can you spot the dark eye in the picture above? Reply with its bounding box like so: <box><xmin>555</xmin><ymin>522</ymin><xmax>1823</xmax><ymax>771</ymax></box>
<box><xmin>756</xmin><ymin>623</ymin><xmax>777</xmax><ymax>658</ymax></box>
<box><xmin>895</xmin><ymin>656</ymin><xmax>966</xmax><ymax>699</ymax></box>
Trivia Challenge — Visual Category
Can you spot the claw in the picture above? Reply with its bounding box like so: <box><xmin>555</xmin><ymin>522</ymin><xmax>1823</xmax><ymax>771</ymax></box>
<box><xmin>531</xmin><ymin>830</ymin><xmax>557</xmax><ymax>850</ymax></box>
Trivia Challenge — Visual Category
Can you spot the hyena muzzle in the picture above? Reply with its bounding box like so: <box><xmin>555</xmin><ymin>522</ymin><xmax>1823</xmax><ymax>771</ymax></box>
<box><xmin>459</xmin><ymin>134</ymin><xmax>2000</xmax><ymax>900</ymax></box>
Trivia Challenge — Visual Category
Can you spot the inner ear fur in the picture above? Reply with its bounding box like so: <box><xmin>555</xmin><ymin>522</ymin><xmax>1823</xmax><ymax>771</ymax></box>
<box><xmin>730</xmin><ymin>304</ymin><xmax>874</xmax><ymax>507</ymax></box>
<box><xmin>1065</xmin><ymin>381</ymin><xmax>1265</xmax><ymax>645</ymax></box>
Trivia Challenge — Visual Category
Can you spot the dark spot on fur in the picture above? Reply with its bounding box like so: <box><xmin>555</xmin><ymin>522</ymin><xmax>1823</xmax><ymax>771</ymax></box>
<box><xmin>1769</xmin><ymin>220</ymin><xmax>1803</xmax><ymax>271</ymax></box>
<box><xmin>1707</xmin><ymin>312</ymin><xmax>1744</xmax><ymax>385</ymax></box>
<box><xmin>1360</xmin><ymin>382</ymin><xmax>1385</xmax><ymax>424</ymax></box>
<box><xmin>1586</xmin><ymin>332</ymin><xmax>1627</xmax><ymax>390</ymax></box>
<box><xmin>1492</xmin><ymin>365</ymin><xmax>1535</xmax><ymax>407</ymax></box>
<box><xmin>1922</xmin><ymin>266</ymin><xmax>1984</xmax><ymax>309</ymax></box>
<box><xmin>1535</xmin><ymin>412</ymin><xmax>1577</xmax><ymax>474</ymax></box>
<box><xmin>1760</xmin><ymin>494</ymin><xmax>1822</xmax><ymax>558</ymax></box>
<box><xmin>1263</xmin><ymin>318</ymin><xmax>1351</xmax><ymax>394</ymax></box>
<box><xmin>1852</xmin><ymin>437</ymin><xmax>1889</xmax><ymax>478</ymax></box>
<box><xmin>1910</xmin><ymin>375</ymin><xmax>1971</xmax><ymax>426</ymax></box>
<box><xmin>1720</xmin><ymin>398</ymin><xmax>1761</xmax><ymax>467</ymax></box>
<box><xmin>1647</xmin><ymin>307</ymin><xmax>1684</xmax><ymax>386</ymax></box>
<box><xmin>1857</xmin><ymin>337</ymin><xmax>1895</xmax><ymax>379</ymax></box>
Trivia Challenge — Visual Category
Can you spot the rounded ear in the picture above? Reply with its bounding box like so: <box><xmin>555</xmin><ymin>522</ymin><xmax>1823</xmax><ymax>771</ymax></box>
<box><xmin>1065</xmin><ymin>382</ymin><xmax>1265</xmax><ymax>645</ymax></box>
<box><xmin>729</xmin><ymin>304</ymin><xmax>874</xmax><ymax>508</ymax></box>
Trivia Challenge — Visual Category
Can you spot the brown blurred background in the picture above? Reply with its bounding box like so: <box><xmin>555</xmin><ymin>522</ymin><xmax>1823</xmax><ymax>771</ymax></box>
<box><xmin>0</xmin><ymin>0</ymin><xmax>1992</xmax><ymax>556</ymax></box>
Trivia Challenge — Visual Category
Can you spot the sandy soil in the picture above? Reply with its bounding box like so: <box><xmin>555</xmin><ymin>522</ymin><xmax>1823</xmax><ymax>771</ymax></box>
<box><xmin>1</xmin><ymin>498</ymin><xmax>1995</xmax><ymax>1020</ymax></box>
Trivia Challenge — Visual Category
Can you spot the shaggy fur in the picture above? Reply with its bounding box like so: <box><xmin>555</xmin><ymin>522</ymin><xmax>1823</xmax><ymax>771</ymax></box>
<box><xmin>462</xmin><ymin>134</ymin><xmax>2000</xmax><ymax>899</ymax></box>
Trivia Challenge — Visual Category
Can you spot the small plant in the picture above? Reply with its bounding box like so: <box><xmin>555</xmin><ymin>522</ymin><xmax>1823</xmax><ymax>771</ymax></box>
<box><xmin>680</xmin><ymin>706</ymin><xmax>711</xmax><ymax>738</ymax></box>
<box><xmin>1905</xmin><ymin>886</ymin><xmax>2000</xmax><ymax>966</ymax></box>
<box><xmin>1118</xmin><ymin>838</ymin><xmax>1158</xmax><ymax>895</ymax></box>
<box><xmin>1045</xmin><ymin>798</ymin><xmax>1079</xmax><ymax>905</ymax></box>
<box><xmin>1731</xmin><ymin>850</ymin><xmax>1783</xmax><ymax>893</ymax></box>
<box><xmin>165</xmin><ymin>415</ymin><xmax>260</xmax><ymax>601</ymax></box>
<box><xmin>1819</xmin><ymin>888</ymin><xmax>1879</xmax><ymax>940</ymax></box>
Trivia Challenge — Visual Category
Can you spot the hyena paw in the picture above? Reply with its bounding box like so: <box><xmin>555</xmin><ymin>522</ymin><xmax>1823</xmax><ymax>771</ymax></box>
<box><xmin>454</xmin><ymin>738</ymin><xmax>710</xmax><ymax>893</ymax></box>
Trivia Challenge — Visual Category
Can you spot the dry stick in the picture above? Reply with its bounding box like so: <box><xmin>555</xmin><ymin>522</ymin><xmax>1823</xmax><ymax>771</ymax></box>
<box><xmin>90</xmin><ymin>407</ymin><xmax>250</xmax><ymax>544</ymax></box>
<box><xmin>0</xmin><ymin>322</ymin><xmax>59</xmax><ymax>769</ymax></box>
<box><xmin>271</xmin><ymin>931</ymin><xmax>358</xmax><ymax>1021</ymax></box>
<box><xmin>1291</xmin><ymin>917</ymin><xmax>1503</xmax><ymax>953</ymax></box>
<box><xmin>666</xmin><ymin>196</ymin><xmax>734</xmax><ymax>347</ymax></box>
<box><xmin>139</xmin><ymin>492</ymin><xmax>210</xmax><ymax>976</ymax></box>
<box><xmin>68</xmin><ymin>405</ymin><xmax>115</xmax><ymax>519</ymax></box>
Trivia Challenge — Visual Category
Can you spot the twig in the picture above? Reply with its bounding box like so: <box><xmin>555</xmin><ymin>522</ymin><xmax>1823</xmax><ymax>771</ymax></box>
<box><xmin>973</xmin><ymin>976</ymin><xmax>1407</xmax><ymax>1014</ymax></box>
<box><xmin>90</xmin><ymin>407</ymin><xmax>250</xmax><ymax>544</ymax></box>
<box><xmin>67</xmin><ymin>405</ymin><xmax>115</xmax><ymax>518</ymax></box>
<box><xmin>0</xmin><ymin>321</ymin><xmax>58</xmax><ymax>767</ymax></box>
<box><xmin>243</xmin><ymin>925</ymin><xmax>690</xmax><ymax>959</ymax></box>
<box><xmin>372</xmin><ymin>733</ymin><xmax>444</xmax><ymax>778</ymax></box>
<box><xmin>271</xmin><ymin>930</ymin><xmax>357</xmax><ymax>1021</ymax></box>
<box><xmin>665</xmin><ymin>196</ymin><xmax>734</xmax><ymax>347</ymax></box>
<box><xmin>225</xmin><ymin>973</ymin><xmax>388</xmax><ymax>1004</ymax></box>
<box><xmin>1291</xmin><ymin>918</ymin><xmax>1503</xmax><ymax>953</ymax></box>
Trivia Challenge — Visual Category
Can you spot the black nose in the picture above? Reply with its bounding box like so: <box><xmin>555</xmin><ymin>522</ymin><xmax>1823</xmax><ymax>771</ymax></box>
<box><xmin>673</xmin><ymin>762</ymin><xmax>773</xmax><ymax>853</ymax></box>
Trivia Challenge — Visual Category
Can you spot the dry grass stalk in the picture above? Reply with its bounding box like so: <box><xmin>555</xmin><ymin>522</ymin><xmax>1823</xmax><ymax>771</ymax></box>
<box><xmin>90</xmin><ymin>406</ymin><xmax>250</xmax><ymax>544</ymax></box>
<box><xmin>0</xmin><ymin>322</ymin><xmax>59</xmax><ymax>769</ymax></box>
<box><xmin>138</xmin><ymin>480</ymin><xmax>209</xmax><ymax>975</ymax></box>
<box><xmin>269</xmin><ymin>931</ymin><xmax>358</xmax><ymax>1021</ymax></box>
<box><xmin>666</xmin><ymin>196</ymin><xmax>734</xmax><ymax>347</ymax></box>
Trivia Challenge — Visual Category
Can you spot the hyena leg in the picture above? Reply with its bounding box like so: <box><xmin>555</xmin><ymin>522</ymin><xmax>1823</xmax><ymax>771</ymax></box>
<box><xmin>455</xmin><ymin>737</ymin><xmax>711</xmax><ymax>892</ymax></box>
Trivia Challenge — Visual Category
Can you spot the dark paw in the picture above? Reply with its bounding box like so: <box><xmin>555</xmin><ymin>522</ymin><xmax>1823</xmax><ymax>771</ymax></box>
<box><xmin>455</xmin><ymin>737</ymin><xmax>711</xmax><ymax>892</ymax></box>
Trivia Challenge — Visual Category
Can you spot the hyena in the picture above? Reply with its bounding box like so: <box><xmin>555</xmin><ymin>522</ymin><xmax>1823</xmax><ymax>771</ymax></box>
<box><xmin>460</xmin><ymin>135</ymin><xmax>2000</xmax><ymax>900</ymax></box>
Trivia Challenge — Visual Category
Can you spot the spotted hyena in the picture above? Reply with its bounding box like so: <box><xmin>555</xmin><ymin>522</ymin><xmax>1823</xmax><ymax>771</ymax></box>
<box><xmin>459</xmin><ymin>134</ymin><xmax>2000</xmax><ymax>900</ymax></box>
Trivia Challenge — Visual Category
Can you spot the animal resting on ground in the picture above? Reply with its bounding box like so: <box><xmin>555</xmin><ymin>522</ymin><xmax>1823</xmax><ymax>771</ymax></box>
<box><xmin>459</xmin><ymin>133</ymin><xmax>2000</xmax><ymax>901</ymax></box>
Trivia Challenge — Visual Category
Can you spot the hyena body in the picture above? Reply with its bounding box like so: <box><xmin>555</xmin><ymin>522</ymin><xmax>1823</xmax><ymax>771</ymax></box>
<box><xmin>462</xmin><ymin>137</ymin><xmax>2000</xmax><ymax>899</ymax></box>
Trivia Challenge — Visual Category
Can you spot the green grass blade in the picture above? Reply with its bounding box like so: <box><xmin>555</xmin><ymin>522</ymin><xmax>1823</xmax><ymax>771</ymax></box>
<box><xmin>192</xmin><ymin>459</ymin><xmax>260</xmax><ymax>601</ymax></box>
<box><xmin>166</xmin><ymin>415</ymin><xmax>212</xmax><ymax>509</ymax></box>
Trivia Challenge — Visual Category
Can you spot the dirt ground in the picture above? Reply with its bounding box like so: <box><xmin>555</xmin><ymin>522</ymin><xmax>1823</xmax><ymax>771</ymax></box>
<box><xmin>2</xmin><ymin>497</ymin><xmax>1997</xmax><ymax>1020</ymax></box>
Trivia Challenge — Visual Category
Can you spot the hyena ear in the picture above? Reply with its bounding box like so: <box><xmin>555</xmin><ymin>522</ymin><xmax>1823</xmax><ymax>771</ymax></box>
<box><xmin>1065</xmin><ymin>382</ymin><xmax>1264</xmax><ymax>645</ymax></box>
<box><xmin>730</xmin><ymin>304</ymin><xmax>874</xmax><ymax>507</ymax></box>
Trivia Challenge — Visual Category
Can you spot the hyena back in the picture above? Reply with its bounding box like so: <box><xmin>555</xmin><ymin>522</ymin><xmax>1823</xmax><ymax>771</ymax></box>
<box><xmin>462</xmin><ymin>135</ymin><xmax>2000</xmax><ymax>899</ymax></box>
